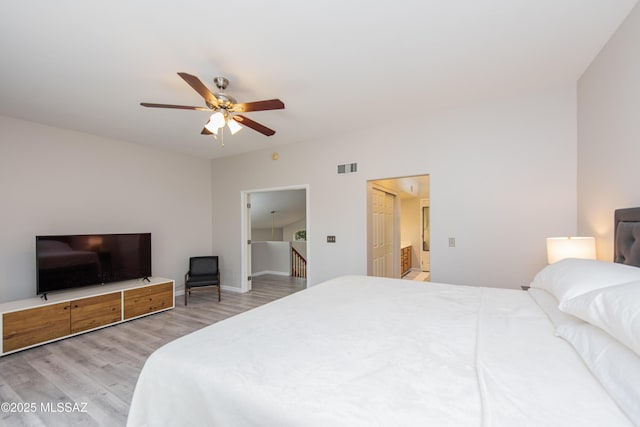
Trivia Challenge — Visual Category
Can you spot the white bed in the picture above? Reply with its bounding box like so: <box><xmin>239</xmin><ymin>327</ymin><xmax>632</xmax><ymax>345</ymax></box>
<box><xmin>127</xmin><ymin>273</ymin><xmax>639</xmax><ymax>426</ymax></box>
<box><xmin>128</xmin><ymin>208</ymin><xmax>640</xmax><ymax>426</ymax></box>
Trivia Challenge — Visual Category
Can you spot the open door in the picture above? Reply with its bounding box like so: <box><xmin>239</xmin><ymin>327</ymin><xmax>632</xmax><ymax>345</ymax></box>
<box><xmin>241</xmin><ymin>192</ymin><xmax>252</xmax><ymax>292</ymax></box>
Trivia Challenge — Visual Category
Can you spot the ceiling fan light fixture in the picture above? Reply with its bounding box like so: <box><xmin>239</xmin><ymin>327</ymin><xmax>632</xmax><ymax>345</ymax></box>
<box><xmin>227</xmin><ymin>118</ymin><xmax>242</xmax><ymax>135</ymax></box>
<box><xmin>208</xmin><ymin>111</ymin><xmax>226</xmax><ymax>129</ymax></box>
<box><xmin>203</xmin><ymin>119</ymin><xmax>219</xmax><ymax>135</ymax></box>
<box><xmin>141</xmin><ymin>73</ymin><xmax>284</xmax><ymax>138</ymax></box>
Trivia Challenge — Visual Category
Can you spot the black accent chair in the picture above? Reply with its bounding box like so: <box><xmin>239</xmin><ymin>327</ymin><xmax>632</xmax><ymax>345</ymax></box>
<box><xmin>185</xmin><ymin>256</ymin><xmax>221</xmax><ymax>305</ymax></box>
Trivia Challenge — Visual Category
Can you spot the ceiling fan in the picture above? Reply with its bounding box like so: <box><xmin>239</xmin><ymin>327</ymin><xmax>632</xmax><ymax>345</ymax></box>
<box><xmin>141</xmin><ymin>73</ymin><xmax>284</xmax><ymax>139</ymax></box>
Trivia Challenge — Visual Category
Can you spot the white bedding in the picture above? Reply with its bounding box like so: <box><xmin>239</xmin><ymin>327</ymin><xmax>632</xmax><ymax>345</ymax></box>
<box><xmin>127</xmin><ymin>275</ymin><xmax>632</xmax><ymax>427</ymax></box>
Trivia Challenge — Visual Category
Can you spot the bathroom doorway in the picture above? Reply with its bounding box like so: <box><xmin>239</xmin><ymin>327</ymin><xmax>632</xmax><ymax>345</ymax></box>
<box><xmin>367</xmin><ymin>174</ymin><xmax>430</xmax><ymax>280</ymax></box>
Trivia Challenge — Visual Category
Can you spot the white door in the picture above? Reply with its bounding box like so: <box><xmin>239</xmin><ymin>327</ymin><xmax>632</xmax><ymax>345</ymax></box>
<box><xmin>241</xmin><ymin>192</ymin><xmax>253</xmax><ymax>292</ymax></box>
<box><xmin>246</xmin><ymin>193</ymin><xmax>252</xmax><ymax>291</ymax></box>
<box><xmin>370</xmin><ymin>187</ymin><xmax>395</xmax><ymax>278</ymax></box>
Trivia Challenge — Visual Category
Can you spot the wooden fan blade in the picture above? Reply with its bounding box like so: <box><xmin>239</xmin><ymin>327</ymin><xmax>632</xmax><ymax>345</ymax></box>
<box><xmin>233</xmin><ymin>115</ymin><xmax>276</xmax><ymax>136</ymax></box>
<box><xmin>177</xmin><ymin>72</ymin><xmax>219</xmax><ymax>107</ymax></box>
<box><xmin>201</xmin><ymin>127</ymin><xmax>214</xmax><ymax>135</ymax></box>
<box><xmin>140</xmin><ymin>102</ymin><xmax>210</xmax><ymax>111</ymax></box>
<box><xmin>234</xmin><ymin>99</ymin><xmax>285</xmax><ymax>113</ymax></box>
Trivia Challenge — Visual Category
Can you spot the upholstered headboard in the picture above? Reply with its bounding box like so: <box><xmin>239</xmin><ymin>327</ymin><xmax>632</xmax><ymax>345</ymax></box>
<box><xmin>614</xmin><ymin>207</ymin><xmax>640</xmax><ymax>267</ymax></box>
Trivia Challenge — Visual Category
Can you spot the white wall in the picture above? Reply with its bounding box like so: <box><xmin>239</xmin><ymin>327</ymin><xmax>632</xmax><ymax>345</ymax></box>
<box><xmin>577</xmin><ymin>3</ymin><xmax>640</xmax><ymax>260</ymax></box>
<box><xmin>251</xmin><ymin>241</ymin><xmax>291</xmax><ymax>276</ymax></box>
<box><xmin>283</xmin><ymin>218</ymin><xmax>306</xmax><ymax>242</ymax></box>
<box><xmin>211</xmin><ymin>87</ymin><xmax>578</xmax><ymax>290</ymax></box>
<box><xmin>0</xmin><ymin>116</ymin><xmax>213</xmax><ymax>302</ymax></box>
<box><xmin>252</xmin><ymin>228</ymin><xmax>283</xmax><ymax>241</ymax></box>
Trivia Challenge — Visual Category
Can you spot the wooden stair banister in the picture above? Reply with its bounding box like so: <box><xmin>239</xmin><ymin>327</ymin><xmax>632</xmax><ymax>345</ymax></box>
<box><xmin>291</xmin><ymin>246</ymin><xmax>307</xmax><ymax>279</ymax></box>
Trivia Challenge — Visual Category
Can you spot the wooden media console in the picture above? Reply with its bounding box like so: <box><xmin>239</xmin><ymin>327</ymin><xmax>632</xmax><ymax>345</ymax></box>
<box><xmin>0</xmin><ymin>278</ymin><xmax>174</xmax><ymax>355</ymax></box>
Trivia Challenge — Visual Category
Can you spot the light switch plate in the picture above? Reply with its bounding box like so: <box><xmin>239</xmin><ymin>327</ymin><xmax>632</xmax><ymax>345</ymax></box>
<box><xmin>327</xmin><ymin>235</ymin><xmax>336</xmax><ymax>243</ymax></box>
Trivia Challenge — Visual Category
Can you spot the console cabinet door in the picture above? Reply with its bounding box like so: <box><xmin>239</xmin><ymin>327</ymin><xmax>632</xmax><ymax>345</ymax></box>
<box><xmin>3</xmin><ymin>303</ymin><xmax>71</xmax><ymax>352</ymax></box>
<box><xmin>123</xmin><ymin>282</ymin><xmax>173</xmax><ymax>319</ymax></box>
<box><xmin>71</xmin><ymin>292</ymin><xmax>122</xmax><ymax>334</ymax></box>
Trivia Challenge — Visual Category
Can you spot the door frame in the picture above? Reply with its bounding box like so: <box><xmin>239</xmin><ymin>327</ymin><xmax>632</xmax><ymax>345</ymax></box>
<box><xmin>240</xmin><ymin>184</ymin><xmax>310</xmax><ymax>292</ymax></box>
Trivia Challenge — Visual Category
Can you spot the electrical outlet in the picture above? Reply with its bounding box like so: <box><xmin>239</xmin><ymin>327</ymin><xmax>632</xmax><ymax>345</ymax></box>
<box><xmin>449</xmin><ymin>237</ymin><xmax>456</xmax><ymax>247</ymax></box>
<box><xmin>327</xmin><ymin>235</ymin><xmax>336</xmax><ymax>243</ymax></box>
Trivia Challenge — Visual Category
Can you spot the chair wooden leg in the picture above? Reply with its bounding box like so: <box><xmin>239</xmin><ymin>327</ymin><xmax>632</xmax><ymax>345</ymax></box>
<box><xmin>184</xmin><ymin>286</ymin><xmax>188</xmax><ymax>306</ymax></box>
<box><xmin>217</xmin><ymin>284</ymin><xmax>221</xmax><ymax>302</ymax></box>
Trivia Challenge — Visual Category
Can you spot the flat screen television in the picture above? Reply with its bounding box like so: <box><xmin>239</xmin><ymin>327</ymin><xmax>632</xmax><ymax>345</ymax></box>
<box><xmin>36</xmin><ymin>233</ymin><xmax>151</xmax><ymax>295</ymax></box>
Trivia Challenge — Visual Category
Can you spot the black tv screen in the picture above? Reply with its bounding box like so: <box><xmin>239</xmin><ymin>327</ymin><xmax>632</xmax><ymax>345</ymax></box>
<box><xmin>36</xmin><ymin>233</ymin><xmax>151</xmax><ymax>295</ymax></box>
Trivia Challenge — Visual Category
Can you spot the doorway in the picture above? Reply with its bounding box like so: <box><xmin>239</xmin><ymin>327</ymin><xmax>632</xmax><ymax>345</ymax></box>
<box><xmin>367</xmin><ymin>175</ymin><xmax>430</xmax><ymax>280</ymax></box>
<box><xmin>241</xmin><ymin>185</ymin><xmax>309</xmax><ymax>292</ymax></box>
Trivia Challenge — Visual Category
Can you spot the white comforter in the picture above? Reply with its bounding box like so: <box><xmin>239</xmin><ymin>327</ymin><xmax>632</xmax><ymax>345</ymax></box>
<box><xmin>127</xmin><ymin>275</ymin><xmax>632</xmax><ymax>426</ymax></box>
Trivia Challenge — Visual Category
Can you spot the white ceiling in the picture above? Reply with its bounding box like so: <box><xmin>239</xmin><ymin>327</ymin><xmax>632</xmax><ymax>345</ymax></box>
<box><xmin>371</xmin><ymin>175</ymin><xmax>430</xmax><ymax>200</ymax></box>
<box><xmin>0</xmin><ymin>1</ymin><xmax>637</xmax><ymax>160</ymax></box>
<box><xmin>250</xmin><ymin>189</ymin><xmax>306</xmax><ymax>229</ymax></box>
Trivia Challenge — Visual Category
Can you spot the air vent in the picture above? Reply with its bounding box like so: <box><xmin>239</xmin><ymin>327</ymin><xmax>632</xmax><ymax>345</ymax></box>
<box><xmin>337</xmin><ymin>162</ymin><xmax>358</xmax><ymax>174</ymax></box>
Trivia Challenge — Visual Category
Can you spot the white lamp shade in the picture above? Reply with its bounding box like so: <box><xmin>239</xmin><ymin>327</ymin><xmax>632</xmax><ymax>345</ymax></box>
<box><xmin>208</xmin><ymin>112</ymin><xmax>226</xmax><ymax>129</ymax></box>
<box><xmin>546</xmin><ymin>237</ymin><xmax>596</xmax><ymax>264</ymax></box>
<box><xmin>203</xmin><ymin>119</ymin><xmax>219</xmax><ymax>135</ymax></box>
<box><xmin>227</xmin><ymin>118</ymin><xmax>242</xmax><ymax>135</ymax></box>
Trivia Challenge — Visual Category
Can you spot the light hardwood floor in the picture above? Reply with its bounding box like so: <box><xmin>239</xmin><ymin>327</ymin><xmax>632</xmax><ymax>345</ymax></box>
<box><xmin>0</xmin><ymin>275</ymin><xmax>305</xmax><ymax>427</ymax></box>
<box><xmin>402</xmin><ymin>270</ymin><xmax>430</xmax><ymax>281</ymax></box>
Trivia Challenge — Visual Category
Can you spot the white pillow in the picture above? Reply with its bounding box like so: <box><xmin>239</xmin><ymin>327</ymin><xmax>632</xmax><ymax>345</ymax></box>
<box><xmin>560</xmin><ymin>280</ymin><xmax>640</xmax><ymax>357</ymax></box>
<box><xmin>557</xmin><ymin>321</ymin><xmax>640</xmax><ymax>425</ymax></box>
<box><xmin>529</xmin><ymin>258</ymin><xmax>640</xmax><ymax>304</ymax></box>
